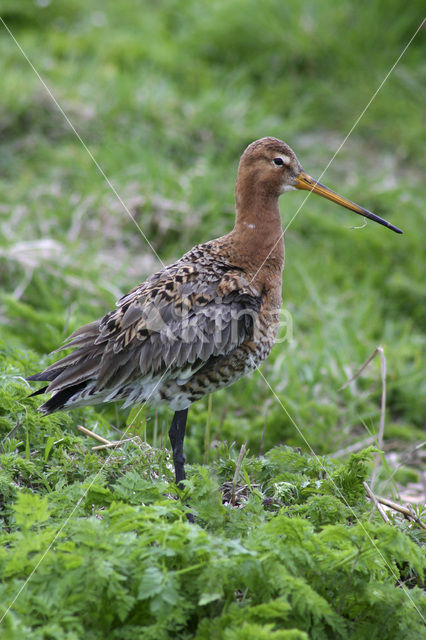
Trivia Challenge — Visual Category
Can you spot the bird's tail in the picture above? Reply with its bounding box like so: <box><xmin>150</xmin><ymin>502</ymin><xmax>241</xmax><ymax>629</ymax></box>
<box><xmin>27</xmin><ymin>320</ymin><xmax>104</xmax><ymax>414</ymax></box>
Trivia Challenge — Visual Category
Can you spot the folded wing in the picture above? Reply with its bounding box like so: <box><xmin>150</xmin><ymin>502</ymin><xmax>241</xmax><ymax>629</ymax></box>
<box><xmin>28</xmin><ymin>252</ymin><xmax>262</xmax><ymax>413</ymax></box>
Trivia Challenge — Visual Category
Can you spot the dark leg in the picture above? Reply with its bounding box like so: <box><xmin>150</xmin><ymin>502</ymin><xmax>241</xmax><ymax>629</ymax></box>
<box><xmin>168</xmin><ymin>408</ymin><xmax>189</xmax><ymax>489</ymax></box>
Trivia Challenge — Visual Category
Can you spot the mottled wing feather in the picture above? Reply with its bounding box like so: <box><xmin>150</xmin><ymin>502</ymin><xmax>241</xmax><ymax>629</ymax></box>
<box><xmin>94</xmin><ymin>268</ymin><xmax>261</xmax><ymax>390</ymax></box>
<box><xmin>28</xmin><ymin>242</ymin><xmax>262</xmax><ymax>411</ymax></box>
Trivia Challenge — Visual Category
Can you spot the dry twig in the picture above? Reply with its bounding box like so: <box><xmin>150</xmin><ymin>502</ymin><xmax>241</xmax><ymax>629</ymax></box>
<box><xmin>92</xmin><ymin>437</ymin><xmax>141</xmax><ymax>451</ymax></box>
<box><xmin>364</xmin><ymin>481</ymin><xmax>390</xmax><ymax>523</ymax></box>
<box><xmin>340</xmin><ymin>346</ymin><xmax>386</xmax><ymax>487</ymax></box>
<box><xmin>2</xmin><ymin>419</ymin><xmax>22</xmax><ymax>444</ymax></box>
<box><xmin>77</xmin><ymin>425</ymin><xmax>111</xmax><ymax>444</ymax></box>
<box><xmin>364</xmin><ymin>484</ymin><xmax>426</xmax><ymax>529</ymax></box>
<box><xmin>77</xmin><ymin>424</ymin><xmax>142</xmax><ymax>452</ymax></box>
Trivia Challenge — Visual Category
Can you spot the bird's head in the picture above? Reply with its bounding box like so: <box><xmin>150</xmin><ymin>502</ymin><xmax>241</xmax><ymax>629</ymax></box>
<box><xmin>236</xmin><ymin>137</ymin><xmax>402</xmax><ymax>234</ymax></box>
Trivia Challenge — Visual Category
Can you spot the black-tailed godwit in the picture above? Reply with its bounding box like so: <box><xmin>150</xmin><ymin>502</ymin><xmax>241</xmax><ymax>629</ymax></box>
<box><xmin>28</xmin><ymin>137</ymin><xmax>402</xmax><ymax>487</ymax></box>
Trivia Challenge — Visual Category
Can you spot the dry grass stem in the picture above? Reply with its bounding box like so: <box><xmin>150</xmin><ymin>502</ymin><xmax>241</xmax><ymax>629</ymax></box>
<box><xmin>376</xmin><ymin>495</ymin><xmax>426</xmax><ymax>529</ymax></box>
<box><xmin>77</xmin><ymin>425</ymin><xmax>111</xmax><ymax>444</ymax></box>
<box><xmin>222</xmin><ymin>480</ymin><xmax>259</xmax><ymax>508</ymax></box>
<box><xmin>2</xmin><ymin>419</ymin><xmax>23</xmax><ymax>444</ymax></box>
<box><xmin>372</xmin><ymin>347</ymin><xmax>386</xmax><ymax>487</ymax></box>
<box><xmin>339</xmin><ymin>346</ymin><xmax>383</xmax><ymax>391</ymax></box>
<box><xmin>91</xmin><ymin>437</ymin><xmax>142</xmax><ymax>451</ymax></box>
<box><xmin>364</xmin><ymin>481</ymin><xmax>390</xmax><ymax>524</ymax></box>
<box><xmin>365</xmin><ymin>488</ymin><xmax>426</xmax><ymax>529</ymax></box>
<box><xmin>77</xmin><ymin>426</ymin><xmax>142</xmax><ymax>453</ymax></box>
<box><xmin>339</xmin><ymin>346</ymin><xmax>386</xmax><ymax>487</ymax></box>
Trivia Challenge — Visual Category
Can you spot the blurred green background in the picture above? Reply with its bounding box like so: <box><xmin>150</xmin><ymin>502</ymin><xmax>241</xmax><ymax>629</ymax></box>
<box><xmin>1</xmin><ymin>0</ymin><xmax>425</xmax><ymax>464</ymax></box>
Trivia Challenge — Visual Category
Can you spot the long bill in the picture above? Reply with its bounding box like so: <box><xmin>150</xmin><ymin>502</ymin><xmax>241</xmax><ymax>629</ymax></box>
<box><xmin>295</xmin><ymin>171</ymin><xmax>402</xmax><ymax>234</ymax></box>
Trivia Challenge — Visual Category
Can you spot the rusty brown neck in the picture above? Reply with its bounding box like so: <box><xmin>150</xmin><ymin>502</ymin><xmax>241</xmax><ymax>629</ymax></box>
<box><xmin>231</xmin><ymin>180</ymin><xmax>285</xmax><ymax>278</ymax></box>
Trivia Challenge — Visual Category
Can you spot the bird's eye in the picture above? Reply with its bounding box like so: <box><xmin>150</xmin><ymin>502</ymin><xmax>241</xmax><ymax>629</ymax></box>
<box><xmin>273</xmin><ymin>157</ymin><xmax>284</xmax><ymax>166</ymax></box>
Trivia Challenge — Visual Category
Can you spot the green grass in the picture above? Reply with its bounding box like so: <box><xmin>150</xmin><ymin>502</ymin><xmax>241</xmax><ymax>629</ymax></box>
<box><xmin>0</xmin><ymin>1</ymin><xmax>425</xmax><ymax>637</ymax></box>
